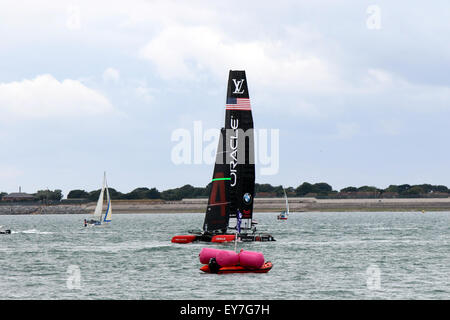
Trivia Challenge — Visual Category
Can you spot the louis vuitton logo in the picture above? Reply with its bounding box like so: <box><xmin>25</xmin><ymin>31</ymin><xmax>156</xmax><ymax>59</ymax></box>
<box><xmin>232</xmin><ymin>79</ymin><xmax>245</xmax><ymax>94</ymax></box>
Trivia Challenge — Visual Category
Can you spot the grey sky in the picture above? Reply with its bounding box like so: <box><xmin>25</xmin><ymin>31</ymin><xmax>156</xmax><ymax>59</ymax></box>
<box><xmin>0</xmin><ymin>1</ymin><xmax>449</xmax><ymax>197</ymax></box>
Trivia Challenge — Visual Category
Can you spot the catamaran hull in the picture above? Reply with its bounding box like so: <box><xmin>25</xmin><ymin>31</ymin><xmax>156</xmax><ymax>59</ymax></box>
<box><xmin>200</xmin><ymin>261</ymin><xmax>273</xmax><ymax>274</ymax></box>
<box><xmin>239</xmin><ymin>233</ymin><xmax>276</xmax><ymax>242</ymax></box>
<box><xmin>171</xmin><ymin>233</ymin><xmax>275</xmax><ymax>243</ymax></box>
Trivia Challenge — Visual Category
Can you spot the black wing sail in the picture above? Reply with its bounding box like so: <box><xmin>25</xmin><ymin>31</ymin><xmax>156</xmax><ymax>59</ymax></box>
<box><xmin>224</xmin><ymin>70</ymin><xmax>255</xmax><ymax>230</ymax></box>
<box><xmin>203</xmin><ymin>128</ymin><xmax>231</xmax><ymax>233</ymax></box>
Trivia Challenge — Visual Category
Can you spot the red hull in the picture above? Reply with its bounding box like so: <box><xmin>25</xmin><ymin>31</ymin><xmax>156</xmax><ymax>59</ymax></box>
<box><xmin>200</xmin><ymin>262</ymin><xmax>273</xmax><ymax>274</ymax></box>
<box><xmin>211</xmin><ymin>234</ymin><xmax>236</xmax><ymax>243</ymax></box>
<box><xmin>171</xmin><ymin>235</ymin><xmax>197</xmax><ymax>243</ymax></box>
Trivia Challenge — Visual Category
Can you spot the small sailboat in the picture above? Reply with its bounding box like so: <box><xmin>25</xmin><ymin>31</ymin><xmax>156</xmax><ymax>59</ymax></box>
<box><xmin>171</xmin><ymin>70</ymin><xmax>275</xmax><ymax>243</ymax></box>
<box><xmin>277</xmin><ymin>187</ymin><xmax>289</xmax><ymax>220</ymax></box>
<box><xmin>0</xmin><ymin>226</ymin><xmax>11</xmax><ymax>234</ymax></box>
<box><xmin>84</xmin><ymin>172</ymin><xmax>112</xmax><ymax>226</ymax></box>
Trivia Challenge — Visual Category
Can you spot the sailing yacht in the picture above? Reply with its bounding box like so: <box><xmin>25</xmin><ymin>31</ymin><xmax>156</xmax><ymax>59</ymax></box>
<box><xmin>84</xmin><ymin>172</ymin><xmax>112</xmax><ymax>226</ymax></box>
<box><xmin>171</xmin><ymin>70</ymin><xmax>275</xmax><ymax>243</ymax></box>
<box><xmin>277</xmin><ymin>187</ymin><xmax>289</xmax><ymax>220</ymax></box>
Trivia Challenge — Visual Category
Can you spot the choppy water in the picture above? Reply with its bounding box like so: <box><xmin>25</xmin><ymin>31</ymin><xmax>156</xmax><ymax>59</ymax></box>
<box><xmin>0</xmin><ymin>211</ymin><xmax>449</xmax><ymax>299</ymax></box>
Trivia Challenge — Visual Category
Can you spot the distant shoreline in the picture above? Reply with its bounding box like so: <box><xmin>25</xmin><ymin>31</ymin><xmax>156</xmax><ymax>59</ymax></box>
<box><xmin>1</xmin><ymin>197</ymin><xmax>450</xmax><ymax>215</ymax></box>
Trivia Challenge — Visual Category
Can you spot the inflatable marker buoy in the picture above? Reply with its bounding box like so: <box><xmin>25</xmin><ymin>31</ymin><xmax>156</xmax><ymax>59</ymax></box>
<box><xmin>199</xmin><ymin>248</ymin><xmax>272</xmax><ymax>274</ymax></box>
<box><xmin>200</xmin><ymin>262</ymin><xmax>273</xmax><ymax>274</ymax></box>
<box><xmin>199</xmin><ymin>248</ymin><xmax>222</xmax><ymax>264</ymax></box>
<box><xmin>238</xmin><ymin>249</ymin><xmax>265</xmax><ymax>269</ymax></box>
<box><xmin>199</xmin><ymin>248</ymin><xmax>239</xmax><ymax>266</ymax></box>
<box><xmin>216</xmin><ymin>250</ymin><xmax>239</xmax><ymax>267</ymax></box>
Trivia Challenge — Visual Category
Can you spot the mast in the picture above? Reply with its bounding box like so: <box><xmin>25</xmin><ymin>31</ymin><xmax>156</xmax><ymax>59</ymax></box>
<box><xmin>103</xmin><ymin>173</ymin><xmax>112</xmax><ymax>222</ymax></box>
<box><xmin>225</xmin><ymin>70</ymin><xmax>255</xmax><ymax>231</ymax></box>
<box><xmin>283</xmin><ymin>187</ymin><xmax>289</xmax><ymax>215</ymax></box>
<box><xmin>202</xmin><ymin>70</ymin><xmax>255</xmax><ymax>233</ymax></box>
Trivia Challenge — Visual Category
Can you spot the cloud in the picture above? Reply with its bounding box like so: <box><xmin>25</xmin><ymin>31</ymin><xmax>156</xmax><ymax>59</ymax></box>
<box><xmin>0</xmin><ymin>74</ymin><xmax>113</xmax><ymax>119</ymax></box>
<box><xmin>139</xmin><ymin>22</ymin><xmax>450</xmax><ymax>119</ymax></box>
<box><xmin>134</xmin><ymin>85</ymin><xmax>154</xmax><ymax>103</ymax></box>
<box><xmin>102</xmin><ymin>67</ymin><xmax>120</xmax><ymax>83</ymax></box>
<box><xmin>139</xmin><ymin>24</ymin><xmax>338</xmax><ymax>93</ymax></box>
<box><xmin>359</xmin><ymin>68</ymin><xmax>450</xmax><ymax>112</ymax></box>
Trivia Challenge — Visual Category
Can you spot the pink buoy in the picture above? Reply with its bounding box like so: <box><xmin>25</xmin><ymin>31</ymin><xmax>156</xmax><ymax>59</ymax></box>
<box><xmin>199</xmin><ymin>248</ymin><xmax>222</xmax><ymax>264</ymax></box>
<box><xmin>216</xmin><ymin>250</ymin><xmax>239</xmax><ymax>267</ymax></box>
<box><xmin>238</xmin><ymin>250</ymin><xmax>265</xmax><ymax>269</ymax></box>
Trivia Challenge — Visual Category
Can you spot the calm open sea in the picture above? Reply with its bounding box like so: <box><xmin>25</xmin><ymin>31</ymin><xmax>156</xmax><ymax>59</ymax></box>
<box><xmin>0</xmin><ymin>211</ymin><xmax>449</xmax><ymax>299</ymax></box>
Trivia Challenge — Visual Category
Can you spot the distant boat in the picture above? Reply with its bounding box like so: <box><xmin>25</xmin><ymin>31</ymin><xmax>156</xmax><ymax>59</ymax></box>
<box><xmin>84</xmin><ymin>172</ymin><xmax>112</xmax><ymax>226</ymax></box>
<box><xmin>0</xmin><ymin>226</ymin><xmax>11</xmax><ymax>234</ymax></box>
<box><xmin>277</xmin><ymin>187</ymin><xmax>289</xmax><ymax>220</ymax></box>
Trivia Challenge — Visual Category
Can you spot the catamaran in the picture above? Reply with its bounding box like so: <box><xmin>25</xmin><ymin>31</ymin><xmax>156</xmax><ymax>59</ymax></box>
<box><xmin>277</xmin><ymin>187</ymin><xmax>289</xmax><ymax>220</ymax></box>
<box><xmin>172</xmin><ymin>70</ymin><xmax>275</xmax><ymax>243</ymax></box>
<box><xmin>84</xmin><ymin>172</ymin><xmax>112</xmax><ymax>226</ymax></box>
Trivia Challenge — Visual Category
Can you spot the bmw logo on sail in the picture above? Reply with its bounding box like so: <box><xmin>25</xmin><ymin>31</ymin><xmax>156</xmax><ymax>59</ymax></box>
<box><xmin>243</xmin><ymin>193</ymin><xmax>252</xmax><ymax>204</ymax></box>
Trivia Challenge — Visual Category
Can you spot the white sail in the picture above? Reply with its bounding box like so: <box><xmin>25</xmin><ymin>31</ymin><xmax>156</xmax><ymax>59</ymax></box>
<box><xmin>103</xmin><ymin>177</ymin><xmax>112</xmax><ymax>222</ymax></box>
<box><xmin>93</xmin><ymin>188</ymin><xmax>105</xmax><ymax>220</ymax></box>
<box><xmin>92</xmin><ymin>172</ymin><xmax>106</xmax><ymax>220</ymax></box>
<box><xmin>283</xmin><ymin>187</ymin><xmax>289</xmax><ymax>215</ymax></box>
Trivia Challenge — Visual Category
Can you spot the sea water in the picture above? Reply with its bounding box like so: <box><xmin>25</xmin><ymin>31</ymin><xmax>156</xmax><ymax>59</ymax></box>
<box><xmin>0</xmin><ymin>211</ymin><xmax>449</xmax><ymax>299</ymax></box>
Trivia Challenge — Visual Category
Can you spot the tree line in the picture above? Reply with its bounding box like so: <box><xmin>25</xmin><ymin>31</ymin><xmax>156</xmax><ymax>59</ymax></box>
<box><xmin>65</xmin><ymin>182</ymin><xmax>450</xmax><ymax>201</ymax></box>
<box><xmin>2</xmin><ymin>182</ymin><xmax>449</xmax><ymax>202</ymax></box>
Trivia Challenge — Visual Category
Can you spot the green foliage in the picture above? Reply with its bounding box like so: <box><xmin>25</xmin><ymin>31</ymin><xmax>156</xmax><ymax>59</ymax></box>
<box><xmin>385</xmin><ymin>185</ymin><xmax>399</xmax><ymax>193</ymax></box>
<box><xmin>397</xmin><ymin>184</ymin><xmax>412</xmax><ymax>194</ymax></box>
<box><xmin>314</xmin><ymin>183</ymin><xmax>333</xmax><ymax>193</ymax></box>
<box><xmin>67</xmin><ymin>189</ymin><xmax>89</xmax><ymax>199</ymax></box>
<box><xmin>123</xmin><ymin>187</ymin><xmax>153</xmax><ymax>200</ymax></box>
<box><xmin>160</xmin><ymin>184</ymin><xmax>208</xmax><ymax>200</ymax></box>
<box><xmin>27</xmin><ymin>181</ymin><xmax>450</xmax><ymax>203</ymax></box>
<box><xmin>433</xmin><ymin>185</ymin><xmax>449</xmax><ymax>193</ymax></box>
<box><xmin>295</xmin><ymin>182</ymin><xmax>314</xmax><ymax>196</ymax></box>
<box><xmin>34</xmin><ymin>189</ymin><xmax>63</xmax><ymax>201</ymax></box>
<box><xmin>255</xmin><ymin>184</ymin><xmax>284</xmax><ymax>196</ymax></box>
<box><xmin>107</xmin><ymin>188</ymin><xmax>123</xmax><ymax>200</ymax></box>
<box><xmin>296</xmin><ymin>182</ymin><xmax>333</xmax><ymax>196</ymax></box>
<box><xmin>341</xmin><ymin>186</ymin><xmax>358</xmax><ymax>192</ymax></box>
<box><xmin>357</xmin><ymin>186</ymin><xmax>380</xmax><ymax>192</ymax></box>
<box><xmin>404</xmin><ymin>186</ymin><xmax>424</xmax><ymax>195</ymax></box>
<box><xmin>88</xmin><ymin>189</ymin><xmax>102</xmax><ymax>201</ymax></box>
<box><xmin>338</xmin><ymin>183</ymin><xmax>449</xmax><ymax>198</ymax></box>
